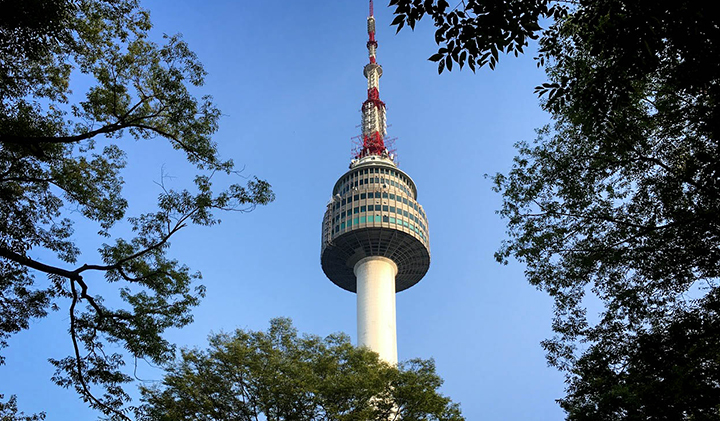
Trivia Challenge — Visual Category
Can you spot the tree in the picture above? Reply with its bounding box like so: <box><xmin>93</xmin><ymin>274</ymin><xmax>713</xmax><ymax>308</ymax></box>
<box><xmin>0</xmin><ymin>395</ymin><xmax>45</xmax><ymax>421</ymax></box>
<box><xmin>137</xmin><ymin>318</ymin><xmax>463</xmax><ymax>421</ymax></box>
<box><xmin>0</xmin><ymin>0</ymin><xmax>273</xmax><ymax>418</ymax></box>
<box><xmin>390</xmin><ymin>0</ymin><xmax>720</xmax><ymax>418</ymax></box>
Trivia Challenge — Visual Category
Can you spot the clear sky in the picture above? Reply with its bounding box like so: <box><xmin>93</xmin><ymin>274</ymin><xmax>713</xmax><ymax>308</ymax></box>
<box><xmin>1</xmin><ymin>1</ymin><xmax>566</xmax><ymax>419</ymax></box>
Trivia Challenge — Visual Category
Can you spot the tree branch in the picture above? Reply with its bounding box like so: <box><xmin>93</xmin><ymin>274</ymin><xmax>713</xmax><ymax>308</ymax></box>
<box><xmin>68</xmin><ymin>279</ymin><xmax>131</xmax><ymax>421</ymax></box>
<box><xmin>0</xmin><ymin>246</ymin><xmax>80</xmax><ymax>280</ymax></box>
<box><xmin>0</xmin><ymin>213</ymin><xmax>183</xmax><ymax>282</ymax></box>
<box><xmin>0</xmin><ymin>121</ymin><xmax>127</xmax><ymax>145</ymax></box>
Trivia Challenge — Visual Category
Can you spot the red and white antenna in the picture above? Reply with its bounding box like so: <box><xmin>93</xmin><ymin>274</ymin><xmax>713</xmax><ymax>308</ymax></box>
<box><xmin>357</xmin><ymin>0</ymin><xmax>390</xmax><ymax>159</ymax></box>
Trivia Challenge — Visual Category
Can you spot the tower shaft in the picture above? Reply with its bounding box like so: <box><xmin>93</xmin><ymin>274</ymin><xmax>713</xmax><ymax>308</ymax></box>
<box><xmin>355</xmin><ymin>256</ymin><xmax>398</xmax><ymax>364</ymax></box>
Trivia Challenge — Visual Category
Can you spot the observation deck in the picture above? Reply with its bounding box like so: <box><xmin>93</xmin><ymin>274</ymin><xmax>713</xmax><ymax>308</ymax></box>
<box><xmin>321</xmin><ymin>155</ymin><xmax>430</xmax><ymax>292</ymax></box>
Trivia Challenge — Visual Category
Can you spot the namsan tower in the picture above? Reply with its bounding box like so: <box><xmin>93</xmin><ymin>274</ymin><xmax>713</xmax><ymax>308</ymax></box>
<box><xmin>321</xmin><ymin>0</ymin><xmax>430</xmax><ymax>365</ymax></box>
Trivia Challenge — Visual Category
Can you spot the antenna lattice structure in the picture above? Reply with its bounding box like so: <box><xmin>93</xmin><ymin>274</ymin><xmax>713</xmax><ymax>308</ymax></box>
<box><xmin>358</xmin><ymin>0</ymin><xmax>389</xmax><ymax>159</ymax></box>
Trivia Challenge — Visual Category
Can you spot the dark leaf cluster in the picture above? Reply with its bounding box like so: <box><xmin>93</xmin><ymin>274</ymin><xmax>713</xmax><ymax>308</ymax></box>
<box><xmin>389</xmin><ymin>0</ymin><xmax>567</xmax><ymax>72</ymax></box>
<box><xmin>560</xmin><ymin>289</ymin><xmax>720</xmax><ymax>420</ymax></box>
<box><xmin>0</xmin><ymin>394</ymin><xmax>45</xmax><ymax>421</ymax></box>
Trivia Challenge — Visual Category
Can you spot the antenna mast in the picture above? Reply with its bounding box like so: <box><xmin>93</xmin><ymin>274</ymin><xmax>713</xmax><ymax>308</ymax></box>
<box><xmin>358</xmin><ymin>0</ymin><xmax>389</xmax><ymax>159</ymax></box>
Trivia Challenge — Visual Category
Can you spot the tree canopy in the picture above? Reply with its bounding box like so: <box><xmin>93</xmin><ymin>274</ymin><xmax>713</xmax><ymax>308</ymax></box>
<box><xmin>137</xmin><ymin>318</ymin><xmax>464</xmax><ymax>421</ymax></box>
<box><xmin>390</xmin><ymin>0</ymin><xmax>720</xmax><ymax>418</ymax></box>
<box><xmin>0</xmin><ymin>0</ymin><xmax>273</xmax><ymax>418</ymax></box>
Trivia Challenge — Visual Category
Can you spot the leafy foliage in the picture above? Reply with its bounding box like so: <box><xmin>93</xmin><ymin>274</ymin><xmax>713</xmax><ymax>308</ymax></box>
<box><xmin>0</xmin><ymin>395</ymin><xmax>45</xmax><ymax>421</ymax></box>
<box><xmin>495</xmin><ymin>1</ymin><xmax>720</xmax><ymax>417</ymax></box>
<box><xmin>560</xmin><ymin>290</ymin><xmax>720</xmax><ymax>419</ymax></box>
<box><xmin>0</xmin><ymin>0</ymin><xmax>273</xmax><ymax>418</ymax></box>
<box><xmin>391</xmin><ymin>0</ymin><xmax>720</xmax><ymax>418</ymax></box>
<box><xmin>389</xmin><ymin>0</ymin><xmax>567</xmax><ymax>72</ymax></box>
<box><xmin>137</xmin><ymin>318</ymin><xmax>464</xmax><ymax>421</ymax></box>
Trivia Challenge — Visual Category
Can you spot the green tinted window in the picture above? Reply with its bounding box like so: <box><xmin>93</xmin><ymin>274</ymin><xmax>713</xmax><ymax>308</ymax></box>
<box><xmin>360</xmin><ymin>216</ymin><xmax>366</xmax><ymax>223</ymax></box>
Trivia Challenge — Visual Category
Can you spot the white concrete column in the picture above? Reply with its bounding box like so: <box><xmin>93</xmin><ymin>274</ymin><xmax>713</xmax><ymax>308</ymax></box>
<box><xmin>354</xmin><ymin>256</ymin><xmax>398</xmax><ymax>365</ymax></box>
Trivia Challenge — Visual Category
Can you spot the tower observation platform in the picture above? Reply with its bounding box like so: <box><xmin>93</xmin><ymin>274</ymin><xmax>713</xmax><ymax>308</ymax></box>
<box><xmin>321</xmin><ymin>154</ymin><xmax>430</xmax><ymax>292</ymax></box>
<box><xmin>320</xmin><ymin>1</ymin><xmax>430</xmax><ymax>365</ymax></box>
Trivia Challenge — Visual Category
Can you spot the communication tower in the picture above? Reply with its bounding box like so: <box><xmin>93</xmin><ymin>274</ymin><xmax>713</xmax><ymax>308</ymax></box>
<box><xmin>321</xmin><ymin>1</ymin><xmax>430</xmax><ymax>364</ymax></box>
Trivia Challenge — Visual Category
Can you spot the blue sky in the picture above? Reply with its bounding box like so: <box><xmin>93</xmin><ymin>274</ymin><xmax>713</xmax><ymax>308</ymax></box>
<box><xmin>1</xmin><ymin>1</ymin><xmax>566</xmax><ymax>419</ymax></box>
